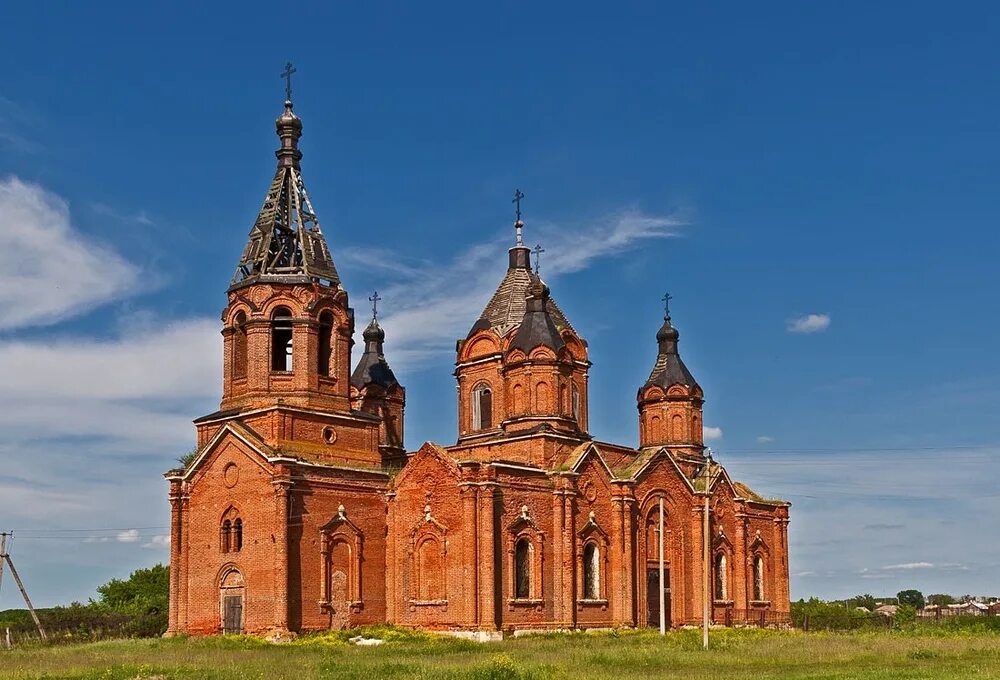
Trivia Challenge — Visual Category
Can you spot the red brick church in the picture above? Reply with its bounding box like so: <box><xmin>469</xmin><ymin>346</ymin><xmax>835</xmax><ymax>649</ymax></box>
<box><xmin>164</xmin><ymin>94</ymin><xmax>791</xmax><ymax>638</ymax></box>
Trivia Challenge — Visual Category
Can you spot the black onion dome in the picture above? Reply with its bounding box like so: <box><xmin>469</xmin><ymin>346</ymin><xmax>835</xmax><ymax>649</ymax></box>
<box><xmin>351</xmin><ymin>318</ymin><xmax>399</xmax><ymax>389</ymax></box>
<box><xmin>644</xmin><ymin>315</ymin><xmax>699</xmax><ymax>390</ymax></box>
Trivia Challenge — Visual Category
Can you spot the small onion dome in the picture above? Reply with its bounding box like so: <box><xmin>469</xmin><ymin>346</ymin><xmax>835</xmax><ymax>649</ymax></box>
<box><xmin>363</xmin><ymin>317</ymin><xmax>386</xmax><ymax>344</ymax></box>
<box><xmin>351</xmin><ymin>317</ymin><xmax>399</xmax><ymax>389</ymax></box>
<box><xmin>275</xmin><ymin>100</ymin><xmax>303</xmax><ymax>132</ymax></box>
<box><xmin>656</xmin><ymin>315</ymin><xmax>680</xmax><ymax>344</ymax></box>
<box><xmin>644</xmin><ymin>314</ymin><xmax>699</xmax><ymax>390</ymax></box>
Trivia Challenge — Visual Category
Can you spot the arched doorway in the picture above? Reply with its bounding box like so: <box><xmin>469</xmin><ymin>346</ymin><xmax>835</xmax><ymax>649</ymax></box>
<box><xmin>219</xmin><ymin>567</ymin><xmax>245</xmax><ymax>634</ymax></box>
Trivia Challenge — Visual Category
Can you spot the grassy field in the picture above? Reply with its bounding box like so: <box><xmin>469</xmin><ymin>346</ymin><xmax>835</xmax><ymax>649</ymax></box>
<box><xmin>2</xmin><ymin>627</ymin><xmax>1000</xmax><ymax>680</ymax></box>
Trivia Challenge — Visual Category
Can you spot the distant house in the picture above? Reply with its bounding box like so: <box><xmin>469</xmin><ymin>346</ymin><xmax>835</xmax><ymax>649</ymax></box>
<box><xmin>948</xmin><ymin>602</ymin><xmax>989</xmax><ymax>616</ymax></box>
<box><xmin>920</xmin><ymin>602</ymin><xmax>992</xmax><ymax>618</ymax></box>
<box><xmin>875</xmin><ymin>604</ymin><xmax>898</xmax><ymax>617</ymax></box>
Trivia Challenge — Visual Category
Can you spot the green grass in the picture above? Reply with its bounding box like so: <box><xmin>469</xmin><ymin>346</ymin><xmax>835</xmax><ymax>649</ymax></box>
<box><xmin>2</xmin><ymin>627</ymin><xmax>1000</xmax><ymax>680</ymax></box>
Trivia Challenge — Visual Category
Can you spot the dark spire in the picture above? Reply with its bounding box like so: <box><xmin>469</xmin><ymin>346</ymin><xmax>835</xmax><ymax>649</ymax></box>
<box><xmin>644</xmin><ymin>298</ymin><xmax>699</xmax><ymax>390</ymax></box>
<box><xmin>230</xmin><ymin>67</ymin><xmax>340</xmax><ymax>291</ymax></box>
<box><xmin>509</xmin><ymin>279</ymin><xmax>566</xmax><ymax>353</ymax></box>
<box><xmin>351</xmin><ymin>316</ymin><xmax>399</xmax><ymax>389</ymax></box>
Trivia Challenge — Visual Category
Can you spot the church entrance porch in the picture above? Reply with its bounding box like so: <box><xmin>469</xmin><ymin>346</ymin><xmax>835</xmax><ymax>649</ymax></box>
<box><xmin>645</xmin><ymin>567</ymin><xmax>671</xmax><ymax>628</ymax></box>
<box><xmin>219</xmin><ymin>568</ymin><xmax>245</xmax><ymax>634</ymax></box>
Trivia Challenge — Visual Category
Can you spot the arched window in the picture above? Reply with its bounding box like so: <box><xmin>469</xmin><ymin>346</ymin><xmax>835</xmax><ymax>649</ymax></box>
<box><xmin>271</xmin><ymin>306</ymin><xmax>294</xmax><ymax>372</ymax></box>
<box><xmin>221</xmin><ymin>510</ymin><xmax>242</xmax><ymax>553</ymax></box>
<box><xmin>714</xmin><ymin>553</ymin><xmax>728</xmax><ymax>600</ymax></box>
<box><xmin>650</xmin><ymin>415</ymin><xmax>662</xmax><ymax>441</ymax></box>
<box><xmin>672</xmin><ymin>414</ymin><xmax>684</xmax><ymax>440</ymax></box>
<box><xmin>220</xmin><ymin>520</ymin><xmax>232</xmax><ymax>553</ymax></box>
<box><xmin>317</xmin><ymin>311</ymin><xmax>333</xmax><ymax>377</ymax></box>
<box><xmin>514</xmin><ymin>538</ymin><xmax>532</xmax><ymax>599</ymax></box>
<box><xmin>583</xmin><ymin>542</ymin><xmax>600</xmax><ymax>599</ymax></box>
<box><xmin>572</xmin><ymin>383</ymin><xmax>581</xmax><ymax>423</ymax></box>
<box><xmin>753</xmin><ymin>555</ymin><xmax>765</xmax><ymax>601</ymax></box>
<box><xmin>535</xmin><ymin>381</ymin><xmax>549</xmax><ymax>411</ymax></box>
<box><xmin>512</xmin><ymin>383</ymin><xmax>524</xmax><ymax>414</ymax></box>
<box><xmin>233</xmin><ymin>311</ymin><xmax>248</xmax><ymax>380</ymax></box>
<box><xmin>472</xmin><ymin>383</ymin><xmax>492</xmax><ymax>430</ymax></box>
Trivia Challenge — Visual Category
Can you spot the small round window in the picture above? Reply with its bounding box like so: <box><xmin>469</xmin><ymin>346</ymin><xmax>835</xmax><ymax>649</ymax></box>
<box><xmin>323</xmin><ymin>427</ymin><xmax>337</xmax><ymax>445</ymax></box>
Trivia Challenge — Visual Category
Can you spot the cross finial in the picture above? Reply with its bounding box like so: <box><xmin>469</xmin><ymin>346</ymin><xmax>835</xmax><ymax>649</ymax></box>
<box><xmin>512</xmin><ymin>189</ymin><xmax>525</xmax><ymax>246</ymax></box>
<box><xmin>662</xmin><ymin>292</ymin><xmax>673</xmax><ymax>319</ymax></box>
<box><xmin>281</xmin><ymin>62</ymin><xmax>297</xmax><ymax>102</ymax></box>
<box><xmin>512</xmin><ymin>189</ymin><xmax>524</xmax><ymax>222</ymax></box>
<box><xmin>532</xmin><ymin>244</ymin><xmax>545</xmax><ymax>275</ymax></box>
<box><xmin>369</xmin><ymin>290</ymin><xmax>381</xmax><ymax>321</ymax></box>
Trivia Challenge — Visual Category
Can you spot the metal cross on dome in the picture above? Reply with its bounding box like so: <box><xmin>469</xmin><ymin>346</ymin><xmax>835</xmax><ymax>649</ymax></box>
<box><xmin>532</xmin><ymin>244</ymin><xmax>545</xmax><ymax>275</ymax></box>
<box><xmin>369</xmin><ymin>290</ymin><xmax>381</xmax><ymax>320</ymax></box>
<box><xmin>662</xmin><ymin>292</ymin><xmax>673</xmax><ymax>319</ymax></box>
<box><xmin>281</xmin><ymin>62</ymin><xmax>297</xmax><ymax>101</ymax></box>
<box><xmin>512</xmin><ymin>189</ymin><xmax>524</xmax><ymax>222</ymax></box>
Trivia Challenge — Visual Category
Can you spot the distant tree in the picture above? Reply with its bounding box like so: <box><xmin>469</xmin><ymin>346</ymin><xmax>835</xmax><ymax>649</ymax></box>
<box><xmin>927</xmin><ymin>593</ymin><xmax>956</xmax><ymax>606</ymax></box>
<box><xmin>894</xmin><ymin>604</ymin><xmax>917</xmax><ymax>626</ymax></box>
<box><xmin>897</xmin><ymin>589</ymin><xmax>925</xmax><ymax>609</ymax></box>
<box><xmin>848</xmin><ymin>594</ymin><xmax>878</xmax><ymax>610</ymax></box>
<box><xmin>93</xmin><ymin>564</ymin><xmax>169</xmax><ymax>616</ymax></box>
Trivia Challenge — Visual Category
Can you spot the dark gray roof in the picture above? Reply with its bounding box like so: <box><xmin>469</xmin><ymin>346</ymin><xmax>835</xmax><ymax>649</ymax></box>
<box><xmin>473</xmin><ymin>246</ymin><xmax>574</xmax><ymax>338</ymax></box>
<box><xmin>351</xmin><ymin>318</ymin><xmax>399</xmax><ymax>389</ymax></box>
<box><xmin>230</xmin><ymin>101</ymin><xmax>340</xmax><ymax>291</ymax></box>
<box><xmin>644</xmin><ymin>316</ymin><xmax>699</xmax><ymax>390</ymax></box>
<box><xmin>509</xmin><ymin>282</ymin><xmax>566</xmax><ymax>353</ymax></box>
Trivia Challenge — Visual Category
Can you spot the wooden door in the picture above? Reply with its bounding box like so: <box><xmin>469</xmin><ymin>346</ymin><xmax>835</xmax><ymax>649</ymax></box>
<box><xmin>646</xmin><ymin>568</ymin><xmax>671</xmax><ymax>628</ymax></box>
<box><xmin>223</xmin><ymin>594</ymin><xmax>243</xmax><ymax>634</ymax></box>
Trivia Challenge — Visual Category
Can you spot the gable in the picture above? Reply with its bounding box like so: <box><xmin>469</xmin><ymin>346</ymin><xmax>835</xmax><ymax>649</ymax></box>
<box><xmin>185</xmin><ymin>422</ymin><xmax>274</xmax><ymax>487</ymax></box>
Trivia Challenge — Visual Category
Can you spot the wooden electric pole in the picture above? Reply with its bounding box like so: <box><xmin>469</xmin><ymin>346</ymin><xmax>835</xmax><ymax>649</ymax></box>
<box><xmin>0</xmin><ymin>533</ymin><xmax>47</xmax><ymax>640</ymax></box>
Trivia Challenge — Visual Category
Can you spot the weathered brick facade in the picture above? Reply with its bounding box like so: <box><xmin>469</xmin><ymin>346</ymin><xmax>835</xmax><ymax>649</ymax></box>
<box><xmin>165</xmin><ymin>98</ymin><xmax>790</xmax><ymax>638</ymax></box>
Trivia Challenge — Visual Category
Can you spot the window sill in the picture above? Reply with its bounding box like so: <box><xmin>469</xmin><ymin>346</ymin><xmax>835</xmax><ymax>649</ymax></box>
<box><xmin>270</xmin><ymin>371</ymin><xmax>293</xmax><ymax>376</ymax></box>
<box><xmin>409</xmin><ymin>599</ymin><xmax>448</xmax><ymax>607</ymax></box>
<box><xmin>713</xmin><ymin>599</ymin><xmax>734</xmax><ymax>606</ymax></box>
<box><xmin>750</xmin><ymin>600</ymin><xmax>771</xmax><ymax>607</ymax></box>
<box><xmin>578</xmin><ymin>598</ymin><xmax>608</xmax><ymax>606</ymax></box>
<box><xmin>508</xmin><ymin>598</ymin><xmax>544</xmax><ymax>606</ymax></box>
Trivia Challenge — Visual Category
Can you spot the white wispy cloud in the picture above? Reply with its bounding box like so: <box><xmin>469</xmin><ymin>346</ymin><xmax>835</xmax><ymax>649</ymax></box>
<box><xmin>787</xmin><ymin>313</ymin><xmax>831</xmax><ymax>334</ymax></box>
<box><xmin>345</xmin><ymin>210</ymin><xmax>683</xmax><ymax>368</ymax></box>
<box><xmin>756</xmin><ymin>435</ymin><xmax>775</xmax><ymax>443</ymax></box>
<box><xmin>116</xmin><ymin>529</ymin><xmax>140</xmax><ymax>543</ymax></box>
<box><xmin>880</xmin><ymin>562</ymin><xmax>968</xmax><ymax>571</ymax></box>
<box><xmin>89</xmin><ymin>201</ymin><xmax>154</xmax><ymax>226</ymax></box>
<box><xmin>142</xmin><ymin>535</ymin><xmax>170</xmax><ymax>550</ymax></box>
<box><xmin>0</xmin><ymin>177</ymin><xmax>140</xmax><ymax>331</ymax></box>
<box><xmin>0</xmin><ymin>317</ymin><xmax>219</xmax><ymax>447</ymax></box>
<box><xmin>704</xmin><ymin>426</ymin><xmax>723</xmax><ymax>441</ymax></box>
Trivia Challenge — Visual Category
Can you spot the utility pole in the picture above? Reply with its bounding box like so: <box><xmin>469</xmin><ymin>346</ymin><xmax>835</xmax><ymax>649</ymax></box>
<box><xmin>702</xmin><ymin>450</ymin><xmax>716</xmax><ymax>650</ymax></box>
<box><xmin>0</xmin><ymin>533</ymin><xmax>47</xmax><ymax>640</ymax></box>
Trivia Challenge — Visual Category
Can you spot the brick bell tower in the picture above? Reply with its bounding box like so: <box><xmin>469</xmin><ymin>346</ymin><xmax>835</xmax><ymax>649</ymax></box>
<box><xmin>637</xmin><ymin>298</ymin><xmax>705</xmax><ymax>453</ymax></box>
<box><xmin>199</xmin><ymin>91</ymin><xmax>402</xmax><ymax>468</ymax></box>
<box><xmin>221</xmin><ymin>97</ymin><xmax>353</xmax><ymax>414</ymax></box>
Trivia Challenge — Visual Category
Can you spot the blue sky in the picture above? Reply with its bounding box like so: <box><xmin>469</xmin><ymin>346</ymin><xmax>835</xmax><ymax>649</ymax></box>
<box><xmin>1</xmin><ymin>2</ymin><xmax>998</xmax><ymax>608</ymax></box>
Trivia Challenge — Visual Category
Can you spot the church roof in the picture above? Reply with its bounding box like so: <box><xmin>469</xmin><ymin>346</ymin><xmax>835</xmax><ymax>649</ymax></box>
<box><xmin>351</xmin><ymin>317</ymin><xmax>400</xmax><ymax>389</ymax></box>
<box><xmin>474</xmin><ymin>244</ymin><xmax>574</xmax><ymax>338</ymax></box>
<box><xmin>230</xmin><ymin>99</ymin><xmax>340</xmax><ymax>290</ymax></box>
<box><xmin>644</xmin><ymin>314</ymin><xmax>699</xmax><ymax>390</ymax></box>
